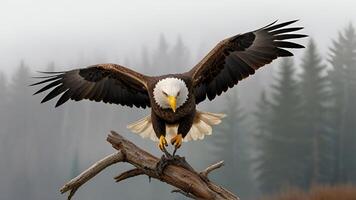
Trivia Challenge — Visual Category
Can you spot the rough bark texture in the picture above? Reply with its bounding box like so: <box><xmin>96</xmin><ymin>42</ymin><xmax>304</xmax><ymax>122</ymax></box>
<box><xmin>60</xmin><ymin>131</ymin><xmax>239</xmax><ymax>200</ymax></box>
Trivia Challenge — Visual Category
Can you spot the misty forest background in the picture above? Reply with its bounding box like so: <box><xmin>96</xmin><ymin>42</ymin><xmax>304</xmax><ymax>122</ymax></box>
<box><xmin>0</xmin><ymin>23</ymin><xmax>356</xmax><ymax>200</ymax></box>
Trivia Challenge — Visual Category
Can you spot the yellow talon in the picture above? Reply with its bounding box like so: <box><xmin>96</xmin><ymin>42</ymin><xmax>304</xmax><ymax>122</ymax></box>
<box><xmin>158</xmin><ymin>135</ymin><xmax>168</xmax><ymax>151</ymax></box>
<box><xmin>171</xmin><ymin>134</ymin><xmax>183</xmax><ymax>149</ymax></box>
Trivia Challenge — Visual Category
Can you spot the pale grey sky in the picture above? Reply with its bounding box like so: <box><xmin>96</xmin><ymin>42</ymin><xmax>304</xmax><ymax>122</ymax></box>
<box><xmin>0</xmin><ymin>0</ymin><xmax>355</xmax><ymax>75</ymax></box>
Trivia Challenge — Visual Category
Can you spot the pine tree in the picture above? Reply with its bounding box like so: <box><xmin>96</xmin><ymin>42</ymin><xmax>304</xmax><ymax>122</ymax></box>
<box><xmin>209</xmin><ymin>89</ymin><xmax>256</xmax><ymax>198</ymax></box>
<box><xmin>0</xmin><ymin>72</ymin><xmax>6</xmax><ymax>98</ymax></box>
<box><xmin>0</xmin><ymin>72</ymin><xmax>7</xmax><ymax>133</ymax></box>
<box><xmin>255</xmin><ymin>58</ymin><xmax>306</xmax><ymax>194</ymax></box>
<box><xmin>152</xmin><ymin>34</ymin><xmax>171</xmax><ymax>74</ymax></box>
<box><xmin>253</xmin><ymin>90</ymin><xmax>272</xmax><ymax>192</ymax></box>
<box><xmin>70</xmin><ymin>147</ymin><xmax>80</xmax><ymax>179</ymax></box>
<box><xmin>32</xmin><ymin>62</ymin><xmax>68</xmax><ymax>199</ymax></box>
<box><xmin>0</xmin><ymin>72</ymin><xmax>8</xmax><ymax>168</ymax></box>
<box><xmin>299</xmin><ymin>39</ymin><xmax>333</xmax><ymax>186</ymax></box>
<box><xmin>6</xmin><ymin>60</ymin><xmax>35</xmax><ymax>199</ymax></box>
<box><xmin>254</xmin><ymin>90</ymin><xmax>271</xmax><ymax>138</ymax></box>
<box><xmin>8</xmin><ymin>60</ymin><xmax>33</xmax><ymax>138</ymax></box>
<box><xmin>170</xmin><ymin>36</ymin><xmax>191</xmax><ymax>72</ymax></box>
<box><xmin>140</xmin><ymin>46</ymin><xmax>152</xmax><ymax>74</ymax></box>
<box><xmin>328</xmin><ymin>23</ymin><xmax>356</xmax><ymax>183</ymax></box>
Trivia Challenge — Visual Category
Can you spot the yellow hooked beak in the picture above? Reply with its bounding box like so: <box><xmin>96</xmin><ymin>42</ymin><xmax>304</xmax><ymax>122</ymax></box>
<box><xmin>167</xmin><ymin>95</ymin><xmax>177</xmax><ymax>112</ymax></box>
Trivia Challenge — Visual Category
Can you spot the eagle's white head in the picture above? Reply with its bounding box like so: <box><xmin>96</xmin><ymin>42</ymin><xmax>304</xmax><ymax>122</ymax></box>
<box><xmin>153</xmin><ymin>77</ymin><xmax>189</xmax><ymax>112</ymax></box>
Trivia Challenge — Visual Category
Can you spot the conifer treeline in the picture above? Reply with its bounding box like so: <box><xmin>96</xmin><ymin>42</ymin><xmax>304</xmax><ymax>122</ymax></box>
<box><xmin>254</xmin><ymin>24</ymin><xmax>356</xmax><ymax>194</ymax></box>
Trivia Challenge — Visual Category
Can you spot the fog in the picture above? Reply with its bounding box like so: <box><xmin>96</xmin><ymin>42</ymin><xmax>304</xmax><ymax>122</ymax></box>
<box><xmin>0</xmin><ymin>1</ymin><xmax>356</xmax><ymax>200</ymax></box>
<box><xmin>1</xmin><ymin>0</ymin><xmax>355</xmax><ymax>75</ymax></box>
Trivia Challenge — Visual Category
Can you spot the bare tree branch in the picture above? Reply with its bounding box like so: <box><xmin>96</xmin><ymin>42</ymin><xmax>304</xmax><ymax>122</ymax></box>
<box><xmin>60</xmin><ymin>151</ymin><xmax>124</xmax><ymax>200</ymax></box>
<box><xmin>114</xmin><ymin>168</ymin><xmax>145</xmax><ymax>182</ymax></box>
<box><xmin>60</xmin><ymin>131</ymin><xmax>239</xmax><ymax>200</ymax></box>
<box><xmin>200</xmin><ymin>160</ymin><xmax>225</xmax><ymax>180</ymax></box>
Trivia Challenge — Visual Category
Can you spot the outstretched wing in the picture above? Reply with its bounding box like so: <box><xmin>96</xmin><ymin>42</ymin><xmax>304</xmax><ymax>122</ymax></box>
<box><xmin>186</xmin><ymin>20</ymin><xmax>307</xmax><ymax>104</ymax></box>
<box><xmin>31</xmin><ymin>63</ymin><xmax>150</xmax><ymax>108</ymax></box>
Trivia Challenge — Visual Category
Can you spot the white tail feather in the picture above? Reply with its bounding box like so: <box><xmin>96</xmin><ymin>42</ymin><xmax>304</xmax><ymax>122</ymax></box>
<box><xmin>127</xmin><ymin>111</ymin><xmax>226</xmax><ymax>142</ymax></box>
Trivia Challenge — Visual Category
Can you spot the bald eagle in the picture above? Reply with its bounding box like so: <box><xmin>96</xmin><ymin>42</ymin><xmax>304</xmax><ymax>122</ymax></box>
<box><xmin>32</xmin><ymin>20</ymin><xmax>306</xmax><ymax>152</ymax></box>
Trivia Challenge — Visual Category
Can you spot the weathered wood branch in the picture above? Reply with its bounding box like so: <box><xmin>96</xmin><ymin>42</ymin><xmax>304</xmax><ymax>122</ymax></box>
<box><xmin>114</xmin><ymin>168</ymin><xmax>145</xmax><ymax>182</ymax></box>
<box><xmin>60</xmin><ymin>131</ymin><xmax>239</xmax><ymax>200</ymax></box>
<box><xmin>200</xmin><ymin>160</ymin><xmax>224</xmax><ymax>179</ymax></box>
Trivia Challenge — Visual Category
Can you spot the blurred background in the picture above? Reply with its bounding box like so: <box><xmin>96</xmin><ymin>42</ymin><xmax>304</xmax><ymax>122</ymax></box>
<box><xmin>0</xmin><ymin>0</ymin><xmax>355</xmax><ymax>199</ymax></box>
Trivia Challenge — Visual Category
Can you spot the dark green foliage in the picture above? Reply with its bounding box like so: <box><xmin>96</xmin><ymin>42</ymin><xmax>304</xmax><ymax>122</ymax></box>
<box><xmin>328</xmin><ymin>23</ymin><xmax>356</xmax><ymax>183</ymax></box>
<box><xmin>170</xmin><ymin>36</ymin><xmax>191</xmax><ymax>72</ymax></box>
<box><xmin>299</xmin><ymin>39</ymin><xmax>333</xmax><ymax>186</ymax></box>
<box><xmin>151</xmin><ymin>34</ymin><xmax>170</xmax><ymax>74</ymax></box>
<box><xmin>70</xmin><ymin>147</ymin><xmax>80</xmax><ymax>179</ymax></box>
<box><xmin>254</xmin><ymin>91</ymin><xmax>271</xmax><ymax>138</ymax></box>
<box><xmin>0</xmin><ymin>72</ymin><xmax>7</xmax><ymax>134</ymax></box>
<box><xmin>5</xmin><ymin>61</ymin><xmax>36</xmax><ymax>199</ymax></box>
<box><xmin>209</xmin><ymin>89</ymin><xmax>256</xmax><ymax>198</ymax></box>
<box><xmin>144</xmin><ymin>34</ymin><xmax>191</xmax><ymax>75</ymax></box>
<box><xmin>141</xmin><ymin>46</ymin><xmax>151</xmax><ymax>74</ymax></box>
<box><xmin>0</xmin><ymin>72</ymin><xmax>8</xmax><ymax>183</ymax></box>
<box><xmin>255</xmin><ymin>58</ymin><xmax>306</xmax><ymax>193</ymax></box>
<box><xmin>255</xmin><ymin>24</ymin><xmax>356</xmax><ymax>195</ymax></box>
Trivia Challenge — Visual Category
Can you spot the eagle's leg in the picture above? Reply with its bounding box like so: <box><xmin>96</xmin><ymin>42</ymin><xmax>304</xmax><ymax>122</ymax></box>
<box><xmin>151</xmin><ymin>112</ymin><xmax>169</xmax><ymax>154</ymax></box>
<box><xmin>155</xmin><ymin>154</ymin><xmax>173</xmax><ymax>176</ymax></box>
<box><xmin>155</xmin><ymin>139</ymin><xmax>176</xmax><ymax>175</ymax></box>
<box><xmin>156</xmin><ymin>136</ymin><xmax>187</xmax><ymax>175</ymax></box>
<box><xmin>158</xmin><ymin>135</ymin><xmax>168</xmax><ymax>152</ymax></box>
<box><xmin>154</xmin><ymin>112</ymin><xmax>195</xmax><ymax>176</ymax></box>
<box><xmin>171</xmin><ymin>134</ymin><xmax>183</xmax><ymax>155</ymax></box>
<box><xmin>171</xmin><ymin>111</ymin><xmax>195</xmax><ymax>155</ymax></box>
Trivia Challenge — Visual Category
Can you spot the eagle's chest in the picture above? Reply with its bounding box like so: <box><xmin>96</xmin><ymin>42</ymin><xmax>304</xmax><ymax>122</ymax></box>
<box><xmin>152</xmin><ymin>94</ymin><xmax>195</xmax><ymax>123</ymax></box>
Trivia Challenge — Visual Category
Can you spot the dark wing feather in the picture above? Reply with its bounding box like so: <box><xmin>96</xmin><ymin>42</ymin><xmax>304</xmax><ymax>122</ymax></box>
<box><xmin>186</xmin><ymin>20</ymin><xmax>307</xmax><ymax>104</ymax></box>
<box><xmin>31</xmin><ymin>63</ymin><xmax>150</xmax><ymax>108</ymax></box>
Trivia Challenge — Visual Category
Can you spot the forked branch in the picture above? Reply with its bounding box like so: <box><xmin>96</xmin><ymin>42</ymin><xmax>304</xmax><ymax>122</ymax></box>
<box><xmin>60</xmin><ymin>131</ymin><xmax>239</xmax><ymax>200</ymax></box>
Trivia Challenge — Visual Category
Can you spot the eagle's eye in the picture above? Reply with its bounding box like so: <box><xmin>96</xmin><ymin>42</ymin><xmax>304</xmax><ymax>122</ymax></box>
<box><xmin>177</xmin><ymin>91</ymin><xmax>180</xmax><ymax>96</ymax></box>
<box><xmin>162</xmin><ymin>91</ymin><xmax>168</xmax><ymax>96</ymax></box>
